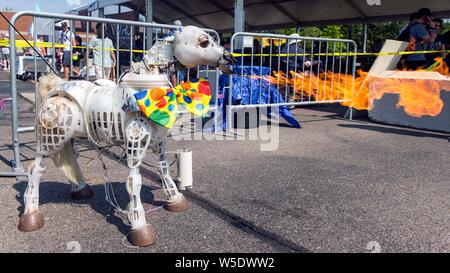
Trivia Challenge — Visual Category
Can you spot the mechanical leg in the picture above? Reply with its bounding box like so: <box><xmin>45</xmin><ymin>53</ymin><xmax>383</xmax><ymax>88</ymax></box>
<box><xmin>18</xmin><ymin>155</ymin><xmax>46</xmax><ymax>232</ymax></box>
<box><xmin>157</xmin><ymin>142</ymin><xmax>188</xmax><ymax>212</ymax></box>
<box><xmin>125</xmin><ymin>118</ymin><xmax>156</xmax><ymax>246</ymax></box>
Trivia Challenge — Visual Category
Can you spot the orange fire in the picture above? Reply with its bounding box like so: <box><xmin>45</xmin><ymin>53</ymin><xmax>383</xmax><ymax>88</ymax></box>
<box><xmin>368</xmin><ymin>74</ymin><xmax>446</xmax><ymax>117</ymax></box>
<box><xmin>264</xmin><ymin>57</ymin><xmax>450</xmax><ymax>117</ymax></box>
<box><xmin>423</xmin><ymin>57</ymin><xmax>450</xmax><ymax>76</ymax></box>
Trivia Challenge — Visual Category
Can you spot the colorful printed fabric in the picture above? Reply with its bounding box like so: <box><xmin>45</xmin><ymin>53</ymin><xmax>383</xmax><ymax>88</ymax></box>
<box><xmin>134</xmin><ymin>78</ymin><xmax>211</xmax><ymax>128</ymax></box>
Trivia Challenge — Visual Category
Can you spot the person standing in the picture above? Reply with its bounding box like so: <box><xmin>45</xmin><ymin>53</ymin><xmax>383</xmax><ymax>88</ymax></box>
<box><xmin>397</xmin><ymin>12</ymin><xmax>420</xmax><ymax>42</ymax></box>
<box><xmin>425</xmin><ymin>18</ymin><xmax>446</xmax><ymax>66</ymax></box>
<box><xmin>71</xmin><ymin>35</ymin><xmax>84</xmax><ymax>77</ymax></box>
<box><xmin>280</xmin><ymin>33</ymin><xmax>318</xmax><ymax>74</ymax></box>
<box><xmin>430</xmin><ymin>18</ymin><xmax>446</xmax><ymax>51</ymax></box>
<box><xmin>1</xmin><ymin>34</ymin><xmax>10</xmax><ymax>71</ymax></box>
<box><xmin>59</xmin><ymin>21</ymin><xmax>76</xmax><ymax>80</ymax></box>
<box><xmin>37</xmin><ymin>35</ymin><xmax>47</xmax><ymax>57</ymax></box>
<box><xmin>88</xmin><ymin>23</ymin><xmax>116</xmax><ymax>80</ymax></box>
<box><xmin>405</xmin><ymin>8</ymin><xmax>436</xmax><ymax>70</ymax></box>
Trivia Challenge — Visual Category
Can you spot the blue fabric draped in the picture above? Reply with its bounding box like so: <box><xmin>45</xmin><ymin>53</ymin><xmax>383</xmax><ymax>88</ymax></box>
<box><xmin>210</xmin><ymin>65</ymin><xmax>301</xmax><ymax>131</ymax></box>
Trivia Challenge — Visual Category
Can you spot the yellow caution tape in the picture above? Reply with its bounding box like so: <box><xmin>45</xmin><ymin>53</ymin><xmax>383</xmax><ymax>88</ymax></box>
<box><xmin>1</xmin><ymin>39</ymin><xmax>448</xmax><ymax>58</ymax></box>
<box><xmin>0</xmin><ymin>39</ymin><xmax>146</xmax><ymax>54</ymax></box>
<box><xmin>231</xmin><ymin>50</ymin><xmax>450</xmax><ymax>57</ymax></box>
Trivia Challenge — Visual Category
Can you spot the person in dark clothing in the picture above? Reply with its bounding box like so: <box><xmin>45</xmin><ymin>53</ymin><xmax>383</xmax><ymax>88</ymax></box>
<box><xmin>404</xmin><ymin>8</ymin><xmax>435</xmax><ymax>70</ymax></box>
<box><xmin>443</xmin><ymin>30</ymin><xmax>450</xmax><ymax>67</ymax></box>
<box><xmin>280</xmin><ymin>33</ymin><xmax>317</xmax><ymax>74</ymax></box>
<box><xmin>134</xmin><ymin>34</ymin><xmax>144</xmax><ymax>62</ymax></box>
<box><xmin>426</xmin><ymin>18</ymin><xmax>446</xmax><ymax>64</ymax></box>
<box><xmin>371</xmin><ymin>38</ymin><xmax>384</xmax><ymax>53</ymax></box>
<box><xmin>431</xmin><ymin>18</ymin><xmax>446</xmax><ymax>50</ymax></box>
<box><xmin>397</xmin><ymin>12</ymin><xmax>421</xmax><ymax>42</ymax></box>
<box><xmin>445</xmin><ymin>30</ymin><xmax>450</xmax><ymax>49</ymax></box>
<box><xmin>72</xmin><ymin>35</ymin><xmax>83</xmax><ymax>76</ymax></box>
<box><xmin>262</xmin><ymin>39</ymin><xmax>280</xmax><ymax>69</ymax></box>
<box><xmin>221</xmin><ymin>37</ymin><xmax>231</xmax><ymax>50</ymax></box>
<box><xmin>242</xmin><ymin>38</ymin><xmax>262</xmax><ymax>66</ymax></box>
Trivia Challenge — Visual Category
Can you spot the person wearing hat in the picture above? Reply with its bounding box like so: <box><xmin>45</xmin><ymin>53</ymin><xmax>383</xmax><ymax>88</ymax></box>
<box><xmin>279</xmin><ymin>33</ymin><xmax>316</xmax><ymax>74</ymax></box>
<box><xmin>405</xmin><ymin>8</ymin><xmax>436</xmax><ymax>70</ymax></box>
<box><xmin>59</xmin><ymin>21</ymin><xmax>76</xmax><ymax>80</ymax></box>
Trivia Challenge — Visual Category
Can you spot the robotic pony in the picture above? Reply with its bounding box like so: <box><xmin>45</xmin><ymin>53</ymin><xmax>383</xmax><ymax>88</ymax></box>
<box><xmin>18</xmin><ymin>25</ymin><xmax>234</xmax><ymax>246</ymax></box>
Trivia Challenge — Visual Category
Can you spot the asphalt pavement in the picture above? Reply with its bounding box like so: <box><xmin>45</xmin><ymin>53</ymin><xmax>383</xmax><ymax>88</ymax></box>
<box><xmin>1</xmin><ymin>70</ymin><xmax>450</xmax><ymax>253</ymax></box>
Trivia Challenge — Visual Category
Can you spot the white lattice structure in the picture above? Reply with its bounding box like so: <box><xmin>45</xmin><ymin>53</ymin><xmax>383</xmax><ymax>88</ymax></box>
<box><xmin>18</xmin><ymin>26</ymin><xmax>233</xmax><ymax>247</ymax></box>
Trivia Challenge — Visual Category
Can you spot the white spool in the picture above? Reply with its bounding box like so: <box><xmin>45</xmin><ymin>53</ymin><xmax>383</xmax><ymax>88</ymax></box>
<box><xmin>176</xmin><ymin>149</ymin><xmax>193</xmax><ymax>190</ymax></box>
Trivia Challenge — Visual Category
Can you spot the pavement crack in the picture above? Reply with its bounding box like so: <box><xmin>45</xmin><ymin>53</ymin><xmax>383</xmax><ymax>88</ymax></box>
<box><xmin>184</xmin><ymin>190</ymin><xmax>312</xmax><ymax>253</ymax></box>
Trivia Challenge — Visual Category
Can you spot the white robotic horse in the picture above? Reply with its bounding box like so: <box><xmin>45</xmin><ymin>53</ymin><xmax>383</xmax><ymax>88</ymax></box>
<box><xmin>18</xmin><ymin>25</ymin><xmax>233</xmax><ymax>246</ymax></box>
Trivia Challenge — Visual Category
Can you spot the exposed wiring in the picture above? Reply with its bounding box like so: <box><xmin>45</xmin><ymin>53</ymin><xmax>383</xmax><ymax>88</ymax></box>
<box><xmin>77</xmin><ymin>143</ymin><xmax>173</xmax><ymax>216</ymax></box>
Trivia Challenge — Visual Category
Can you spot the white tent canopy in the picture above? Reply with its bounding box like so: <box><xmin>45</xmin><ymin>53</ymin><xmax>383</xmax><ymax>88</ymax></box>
<box><xmin>77</xmin><ymin>0</ymin><xmax>450</xmax><ymax>32</ymax></box>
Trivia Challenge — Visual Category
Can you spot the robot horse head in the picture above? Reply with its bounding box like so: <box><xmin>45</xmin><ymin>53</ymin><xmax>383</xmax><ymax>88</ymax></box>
<box><xmin>172</xmin><ymin>25</ymin><xmax>234</xmax><ymax>73</ymax></box>
<box><xmin>19</xmin><ymin>25</ymin><xmax>234</xmax><ymax>247</ymax></box>
<box><xmin>140</xmin><ymin>25</ymin><xmax>234</xmax><ymax>75</ymax></box>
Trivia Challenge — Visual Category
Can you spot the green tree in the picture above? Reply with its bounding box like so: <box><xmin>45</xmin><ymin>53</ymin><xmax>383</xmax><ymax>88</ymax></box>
<box><xmin>271</xmin><ymin>19</ymin><xmax>446</xmax><ymax>53</ymax></box>
<box><xmin>321</xmin><ymin>25</ymin><xmax>344</xmax><ymax>39</ymax></box>
<box><xmin>442</xmin><ymin>22</ymin><xmax>450</xmax><ymax>34</ymax></box>
<box><xmin>274</xmin><ymin>27</ymin><xmax>297</xmax><ymax>36</ymax></box>
<box><xmin>365</xmin><ymin>22</ymin><xmax>406</xmax><ymax>51</ymax></box>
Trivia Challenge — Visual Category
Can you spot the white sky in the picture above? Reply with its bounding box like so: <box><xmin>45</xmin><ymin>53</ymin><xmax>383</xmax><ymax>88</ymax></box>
<box><xmin>1</xmin><ymin>0</ymin><xmax>93</xmax><ymax>13</ymax></box>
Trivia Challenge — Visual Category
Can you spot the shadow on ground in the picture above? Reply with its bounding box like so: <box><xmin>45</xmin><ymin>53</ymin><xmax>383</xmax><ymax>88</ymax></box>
<box><xmin>12</xmin><ymin>181</ymin><xmax>162</xmax><ymax>238</ymax></box>
<box><xmin>12</xmin><ymin>178</ymin><xmax>310</xmax><ymax>252</ymax></box>
<box><xmin>338</xmin><ymin>123</ymin><xmax>450</xmax><ymax>140</ymax></box>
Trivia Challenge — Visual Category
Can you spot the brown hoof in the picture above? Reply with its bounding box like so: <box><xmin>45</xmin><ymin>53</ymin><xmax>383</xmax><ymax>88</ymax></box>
<box><xmin>18</xmin><ymin>213</ymin><xmax>44</xmax><ymax>232</ymax></box>
<box><xmin>165</xmin><ymin>196</ymin><xmax>188</xmax><ymax>212</ymax></box>
<box><xmin>70</xmin><ymin>184</ymin><xmax>94</xmax><ymax>200</ymax></box>
<box><xmin>129</xmin><ymin>225</ymin><xmax>157</xmax><ymax>247</ymax></box>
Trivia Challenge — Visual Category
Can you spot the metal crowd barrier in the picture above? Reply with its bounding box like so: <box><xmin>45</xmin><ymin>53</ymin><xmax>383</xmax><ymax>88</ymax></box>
<box><xmin>0</xmin><ymin>10</ymin><xmax>221</xmax><ymax>178</ymax></box>
<box><xmin>227</xmin><ymin>32</ymin><xmax>358</xmax><ymax>130</ymax></box>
